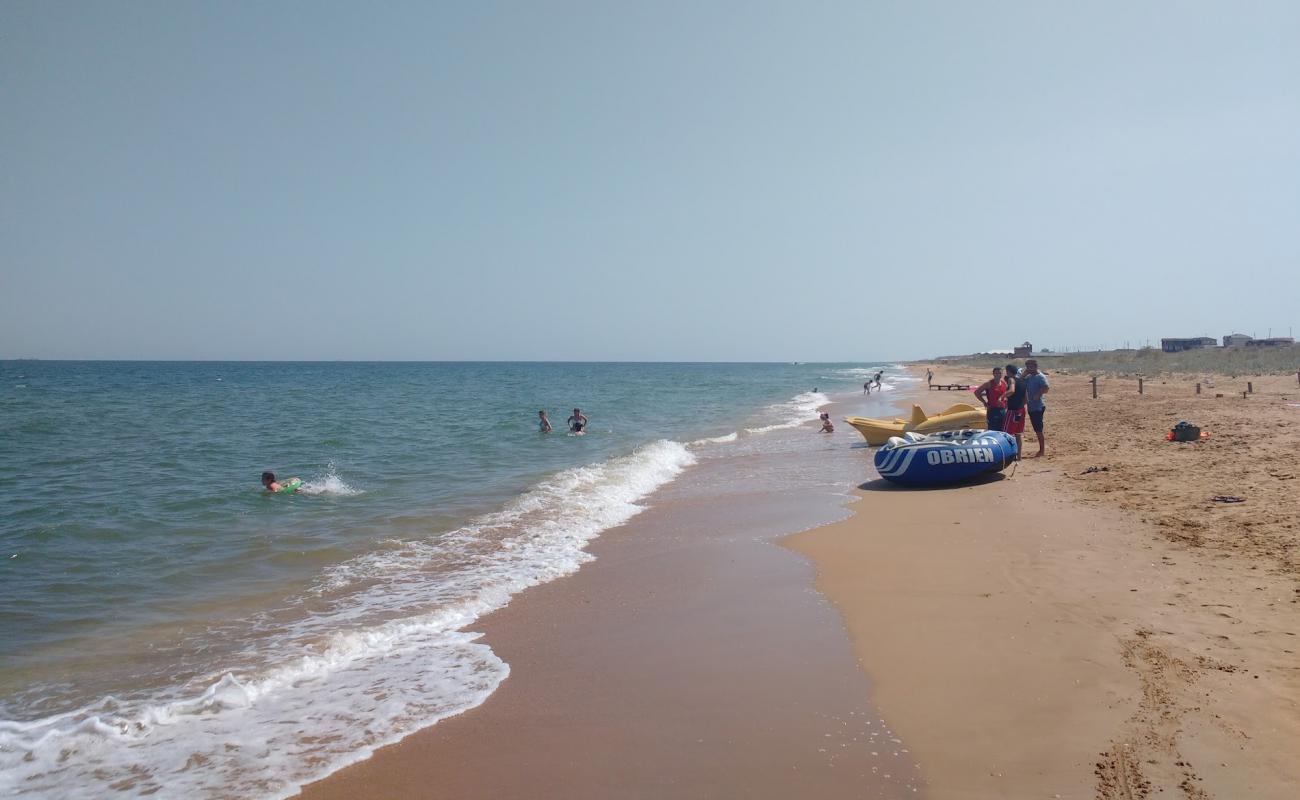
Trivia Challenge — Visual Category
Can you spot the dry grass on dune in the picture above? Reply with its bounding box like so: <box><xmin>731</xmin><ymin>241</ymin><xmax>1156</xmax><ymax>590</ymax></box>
<box><xmin>942</xmin><ymin>345</ymin><xmax>1300</xmax><ymax>378</ymax></box>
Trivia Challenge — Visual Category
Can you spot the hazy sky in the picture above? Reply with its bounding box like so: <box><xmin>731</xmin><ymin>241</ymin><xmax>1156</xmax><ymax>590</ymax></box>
<box><xmin>3</xmin><ymin>1</ymin><xmax>1297</xmax><ymax>361</ymax></box>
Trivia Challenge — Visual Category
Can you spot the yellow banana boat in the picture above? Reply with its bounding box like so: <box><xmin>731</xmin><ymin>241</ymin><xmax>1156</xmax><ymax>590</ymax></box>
<box><xmin>844</xmin><ymin>403</ymin><xmax>988</xmax><ymax>445</ymax></box>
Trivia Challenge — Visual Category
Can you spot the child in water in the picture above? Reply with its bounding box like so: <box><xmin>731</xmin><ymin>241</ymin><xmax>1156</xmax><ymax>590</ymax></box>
<box><xmin>820</xmin><ymin>413</ymin><xmax>834</xmax><ymax>433</ymax></box>
<box><xmin>261</xmin><ymin>471</ymin><xmax>302</xmax><ymax>494</ymax></box>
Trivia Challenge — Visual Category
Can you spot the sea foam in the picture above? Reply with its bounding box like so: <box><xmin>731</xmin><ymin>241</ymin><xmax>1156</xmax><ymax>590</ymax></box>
<box><xmin>0</xmin><ymin>440</ymin><xmax>696</xmax><ymax>799</ymax></box>
<box><xmin>297</xmin><ymin>463</ymin><xmax>363</xmax><ymax>496</ymax></box>
<box><xmin>744</xmin><ymin>391</ymin><xmax>828</xmax><ymax>434</ymax></box>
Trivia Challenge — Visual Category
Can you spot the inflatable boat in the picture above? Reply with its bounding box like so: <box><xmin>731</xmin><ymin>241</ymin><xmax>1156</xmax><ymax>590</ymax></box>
<box><xmin>874</xmin><ymin>429</ymin><xmax>1017</xmax><ymax>487</ymax></box>
<box><xmin>844</xmin><ymin>403</ymin><xmax>989</xmax><ymax>446</ymax></box>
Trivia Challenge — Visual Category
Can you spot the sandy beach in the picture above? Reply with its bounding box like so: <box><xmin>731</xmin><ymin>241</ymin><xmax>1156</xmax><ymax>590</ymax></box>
<box><xmin>791</xmin><ymin>366</ymin><xmax>1299</xmax><ymax>798</ymax></box>
<box><xmin>298</xmin><ymin>365</ymin><xmax>1299</xmax><ymax>799</ymax></box>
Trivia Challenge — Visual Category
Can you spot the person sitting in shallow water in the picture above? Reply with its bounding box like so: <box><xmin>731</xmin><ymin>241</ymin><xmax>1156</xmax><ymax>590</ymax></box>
<box><xmin>819</xmin><ymin>413</ymin><xmax>834</xmax><ymax>433</ymax></box>
<box><xmin>261</xmin><ymin>471</ymin><xmax>302</xmax><ymax>494</ymax></box>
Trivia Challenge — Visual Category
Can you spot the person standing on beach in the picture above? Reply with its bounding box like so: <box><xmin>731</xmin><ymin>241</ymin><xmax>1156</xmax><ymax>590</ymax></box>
<box><xmin>1023</xmin><ymin>359</ymin><xmax>1050</xmax><ymax>458</ymax></box>
<box><xmin>1002</xmin><ymin>365</ymin><xmax>1027</xmax><ymax>456</ymax></box>
<box><xmin>538</xmin><ymin>410</ymin><xmax>552</xmax><ymax>433</ymax></box>
<box><xmin>567</xmin><ymin>408</ymin><xmax>588</xmax><ymax>434</ymax></box>
<box><xmin>973</xmin><ymin>367</ymin><xmax>1008</xmax><ymax>432</ymax></box>
<box><xmin>926</xmin><ymin>368</ymin><xmax>934</xmax><ymax>386</ymax></box>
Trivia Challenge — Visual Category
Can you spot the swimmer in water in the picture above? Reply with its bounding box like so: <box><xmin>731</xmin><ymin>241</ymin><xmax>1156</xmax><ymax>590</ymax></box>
<box><xmin>261</xmin><ymin>471</ymin><xmax>302</xmax><ymax>494</ymax></box>
<box><xmin>567</xmin><ymin>407</ymin><xmax>588</xmax><ymax>434</ymax></box>
<box><xmin>538</xmin><ymin>410</ymin><xmax>553</xmax><ymax>433</ymax></box>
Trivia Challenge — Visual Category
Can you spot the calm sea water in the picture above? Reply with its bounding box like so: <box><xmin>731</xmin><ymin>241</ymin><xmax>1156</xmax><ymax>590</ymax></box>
<box><xmin>0</xmin><ymin>360</ymin><xmax>907</xmax><ymax>798</ymax></box>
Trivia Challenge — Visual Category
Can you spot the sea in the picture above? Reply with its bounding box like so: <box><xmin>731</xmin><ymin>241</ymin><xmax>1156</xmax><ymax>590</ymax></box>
<box><xmin>0</xmin><ymin>360</ymin><xmax>914</xmax><ymax>798</ymax></box>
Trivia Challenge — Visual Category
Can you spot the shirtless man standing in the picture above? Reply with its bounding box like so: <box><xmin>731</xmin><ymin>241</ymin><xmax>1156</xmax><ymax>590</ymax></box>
<box><xmin>973</xmin><ymin>367</ymin><xmax>1008</xmax><ymax>432</ymax></box>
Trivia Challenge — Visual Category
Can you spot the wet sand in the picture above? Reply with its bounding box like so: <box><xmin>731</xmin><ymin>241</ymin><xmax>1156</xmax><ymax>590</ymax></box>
<box><xmin>298</xmin><ymin>429</ymin><xmax>921</xmax><ymax>799</ymax></box>
<box><xmin>790</xmin><ymin>367</ymin><xmax>1299</xmax><ymax>798</ymax></box>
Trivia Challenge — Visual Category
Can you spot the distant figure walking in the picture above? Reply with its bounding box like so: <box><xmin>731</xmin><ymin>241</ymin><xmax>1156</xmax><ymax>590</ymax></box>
<box><xmin>567</xmin><ymin>408</ymin><xmax>588</xmax><ymax>434</ymax></box>
<box><xmin>1023</xmin><ymin>359</ymin><xmax>1050</xmax><ymax>458</ymax></box>
<box><xmin>819</xmin><ymin>412</ymin><xmax>835</xmax><ymax>433</ymax></box>
<box><xmin>538</xmin><ymin>410</ymin><xmax>552</xmax><ymax>433</ymax></box>
<box><xmin>973</xmin><ymin>367</ymin><xmax>1008</xmax><ymax>432</ymax></box>
<box><xmin>926</xmin><ymin>369</ymin><xmax>934</xmax><ymax>386</ymax></box>
<box><xmin>1001</xmin><ymin>365</ymin><xmax>1026</xmax><ymax>456</ymax></box>
<box><xmin>874</xmin><ymin>371</ymin><xmax>883</xmax><ymax>389</ymax></box>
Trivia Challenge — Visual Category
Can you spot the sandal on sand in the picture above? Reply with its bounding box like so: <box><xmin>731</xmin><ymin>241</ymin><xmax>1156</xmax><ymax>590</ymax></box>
<box><xmin>1210</xmin><ymin>495</ymin><xmax>1245</xmax><ymax>503</ymax></box>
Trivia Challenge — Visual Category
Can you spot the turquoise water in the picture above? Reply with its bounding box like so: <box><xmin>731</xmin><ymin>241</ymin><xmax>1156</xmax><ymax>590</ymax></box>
<box><xmin>0</xmin><ymin>360</ymin><xmax>898</xmax><ymax>798</ymax></box>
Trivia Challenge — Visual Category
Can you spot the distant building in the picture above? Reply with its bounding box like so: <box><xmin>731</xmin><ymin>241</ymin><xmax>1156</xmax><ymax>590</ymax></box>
<box><xmin>1222</xmin><ymin>333</ymin><xmax>1252</xmax><ymax>347</ymax></box>
<box><xmin>1013</xmin><ymin>341</ymin><xmax>1033</xmax><ymax>358</ymax></box>
<box><xmin>1245</xmin><ymin>337</ymin><xmax>1296</xmax><ymax>348</ymax></box>
<box><xmin>1161</xmin><ymin>337</ymin><xmax>1216</xmax><ymax>353</ymax></box>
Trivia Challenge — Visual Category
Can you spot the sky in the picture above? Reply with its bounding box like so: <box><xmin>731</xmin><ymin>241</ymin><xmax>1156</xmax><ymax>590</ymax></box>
<box><xmin>2</xmin><ymin>1</ymin><xmax>1298</xmax><ymax>361</ymax></box>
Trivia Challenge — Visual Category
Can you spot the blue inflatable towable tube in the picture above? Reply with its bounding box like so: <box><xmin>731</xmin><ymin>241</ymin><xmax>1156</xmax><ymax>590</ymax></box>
<box><xmin>874</xmin><ymin>429</ymin><xmax>1017</xmax><ymax>487</ymax></box>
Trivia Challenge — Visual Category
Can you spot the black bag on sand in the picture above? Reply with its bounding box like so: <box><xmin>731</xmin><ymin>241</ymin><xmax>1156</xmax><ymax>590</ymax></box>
<box><xmin>1171</xmin><ymin>421</ymin><xmax>1201</xmax><ymax>442</ymax></box>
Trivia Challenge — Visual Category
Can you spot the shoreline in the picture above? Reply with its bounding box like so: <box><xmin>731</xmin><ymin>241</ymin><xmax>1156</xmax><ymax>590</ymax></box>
<box><xmin>297</xmin><ymin>385</ymin><xmax>923</xmax><ymax>800</ymax></box>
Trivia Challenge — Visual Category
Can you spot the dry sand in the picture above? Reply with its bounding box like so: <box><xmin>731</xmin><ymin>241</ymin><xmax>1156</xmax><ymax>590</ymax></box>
<box><xmin>789</xmin><ymin>367</ymin><xmax>1299</xmax><ymax>799</ymax></box>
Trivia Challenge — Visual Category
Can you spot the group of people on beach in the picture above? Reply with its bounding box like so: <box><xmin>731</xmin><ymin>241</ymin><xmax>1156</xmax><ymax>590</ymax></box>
<box><xmin>537</xmin><ymin>408</ymin><xmax>587</xmax><ymax>434</ymax></box>
<box><xmin>973</xmin><ymin>359</ymin><xmax>1049</xmax><ymax>458</ymax></box>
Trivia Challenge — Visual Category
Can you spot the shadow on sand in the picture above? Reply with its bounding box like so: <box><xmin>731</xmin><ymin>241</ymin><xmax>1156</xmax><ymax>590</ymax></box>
<box><xmin>858</xmin><ymin>472</ymin><xmax>1010</xmax><ymax>492</ymax></box>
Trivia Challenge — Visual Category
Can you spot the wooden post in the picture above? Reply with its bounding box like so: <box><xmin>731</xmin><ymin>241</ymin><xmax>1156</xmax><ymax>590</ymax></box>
<box><xmin>1248</xmin><ymin>381</ymin><xmax>1253</xmax><ymax>394</ymax></box>
<box><xmin>1196</xmin><ymin>383</ymin><xmax>1202</xmax><ymax>395</ymax></box>
<box><xmin>1091</xmin><ymin>376</ymin><xmax>1098</xmax><ymax>399</ymax></box>
<box><xmin>1242</xmin><ymin>391</ymin><xmax>1248</xmax><ymax>399</ymax></box>
<box><xmin>1138</xmin><ymin>377</ymin><xmax>1144</xmax><ymax>395</ymax></box>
